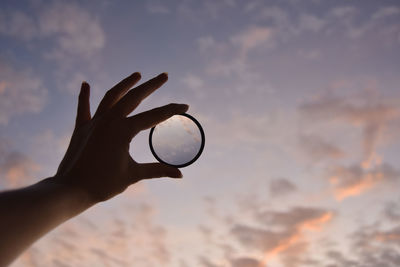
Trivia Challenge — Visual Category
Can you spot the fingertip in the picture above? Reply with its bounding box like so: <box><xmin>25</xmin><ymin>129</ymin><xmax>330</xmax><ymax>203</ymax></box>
<box><xmin>79</xmin><ymin>82</ymin><xmax>90</xmax><ymax>100</ymax></box>
<box><xmin>165</xmin><ymin>166</ymin><xmax>182</xmax><ymax>178</ymax></box>
<box><xmin>181</xmin><ymin>104</ymin><xmax>189</xmax><ymax>113</ymax></box>
<box><xmin>172</xmin><ymin>169</ymin><xmax>183</xmax><ymax>179</ymax></box>
<box><xmin>158</xmin><ymin>72</ymin><xmax>168</xmax><ymax>81</ymax></box>
<box><xmin>81</xmin><ymin>81</ymin><xmax>90</xmax><ymax>92</ymax></box>
<box><xmin>174</xmin><ymin>103</ymin><xmax>189</xmax><ymax>114</ymax></box>
<box><xmin>131</xmin><ymin>72</ymin><xmax>141</xmax><ymax>79</ymax></box>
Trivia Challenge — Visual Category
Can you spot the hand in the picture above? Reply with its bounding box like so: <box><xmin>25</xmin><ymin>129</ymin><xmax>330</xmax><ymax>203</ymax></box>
<box><xmin>54</xmin><ymin>72</ymin><xmax>188</xmax><ymax>203</ymax></box>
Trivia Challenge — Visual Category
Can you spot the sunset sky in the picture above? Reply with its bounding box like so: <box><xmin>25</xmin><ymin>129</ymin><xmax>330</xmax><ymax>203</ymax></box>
<box><xmin>1</xmin><ymin>0</ymin><xmax>400</xmax><ymax>266</ymax></box>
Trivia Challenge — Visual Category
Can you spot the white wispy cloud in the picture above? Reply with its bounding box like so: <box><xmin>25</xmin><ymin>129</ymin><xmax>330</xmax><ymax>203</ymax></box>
<box><xmin>0</xmin><ymin>2</ymin><xmax>105</xmax><ymax>61</ymax></box>
<box><xmin>39</xmin><ymin>2</ymin><xmax>105</xmax><ymax>60</ymax></box>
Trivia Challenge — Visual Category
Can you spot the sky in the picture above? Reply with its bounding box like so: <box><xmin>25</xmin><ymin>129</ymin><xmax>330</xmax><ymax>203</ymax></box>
<box><xmin>0</xmin><ymin>0</ymin><xmax>400</xmax><ymax>266</ymax></box>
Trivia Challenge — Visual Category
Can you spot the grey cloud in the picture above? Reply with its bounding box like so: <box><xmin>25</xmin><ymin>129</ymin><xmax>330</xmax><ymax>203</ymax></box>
<box><xmin>232</xmin><ymin>223</ymin><xmax>294</xmax><ymax>251</ymax></box>
<box><xmin>298</xmin><ymin>134</ymin><xmax>345</xmax><ymax>162</ymax></box>
<box><xmin>344</xmin><ymin>223</ymin><xmax>400</xmax><ymax>267</ymax></box>
<box><xmin>269</xmin><ymin>178</ymin><xmax>297</xmax><ymax>197</ymax></box>
<box><xmin>327</xmin><ymin>163</ymin><xmax>399</xmax><ymax>200</ymax></box>
<box><xmin>325</xmin><ymin>250</ymin><xmax>358</xmax><ymax>267</ymax></box>
<box><xmin>198</xmin><ymin>256</ymin><xmax>223</xmax><ymax>267</ymax></box>
<box><xmin>228</xmin><ymin>205</ymin><xmax>333</xmax><ymax>265</ymax></box>
<box><xmin>13</xmin><ymin>202</ymin><xmax>171</xmax><ymax>267</ymax></box>
<box><xmin>280</xmin><ymin>241</ymin><xmax>319</xmax><ymax>267</ymax></box>
<box><xmin>255</xmin><ymin>206</ymin><xmax>330</xmax><ymax>230</ymax></box>
<box><xmin>383</xmin><ymin>201</ymin><xmax>400</xmax><ymax>222</ymax></box>
<box><xmin>52</xmin><ymin>259</ymin><xmax>71</xmax><ymax>267</ymax></box>
<box><xmin>299</xmin><ymin>90</ymin><xmax>399</xmax><ymax>169</ymax></box>
<box><xmin>230</xmin><ymin>257</ymin><xmax>261</xmax><ymax>267</ymax></box>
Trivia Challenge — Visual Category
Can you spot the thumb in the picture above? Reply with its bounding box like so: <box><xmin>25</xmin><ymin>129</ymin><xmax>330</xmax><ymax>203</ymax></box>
<box><xmin>134</xmin><ymin>162</ymin><xmax>182</xmax><ymax>181</ymax></box>
<box><xmin>75</xmin><ymin>81</ymin><xmax>91</xmax><ymax>128</ymax></box>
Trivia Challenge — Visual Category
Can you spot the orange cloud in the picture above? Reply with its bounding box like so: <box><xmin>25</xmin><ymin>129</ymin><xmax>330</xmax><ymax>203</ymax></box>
<box><xmin>261</xmin><ymin>211</ymin><xmax>333</xmax><ymax>265</ymax></box>
<box><xmin>329</xmin><ymin>164</ymin><xmax>398</xmax><ymax>201</ymax></box>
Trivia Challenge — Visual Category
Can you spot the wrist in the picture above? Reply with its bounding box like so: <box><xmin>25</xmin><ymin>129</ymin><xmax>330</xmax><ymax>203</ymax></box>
<box><xmin>40</xmin><ymin>176</ymin><xmax>97</xmax><ymax>209</ymax></box>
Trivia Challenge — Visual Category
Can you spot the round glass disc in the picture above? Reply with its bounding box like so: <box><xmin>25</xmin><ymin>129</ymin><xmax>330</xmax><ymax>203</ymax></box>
<box><xmin>149</xmin><ymin>113</ymin><xmax>205</xmax><ymax>168</ymax></box>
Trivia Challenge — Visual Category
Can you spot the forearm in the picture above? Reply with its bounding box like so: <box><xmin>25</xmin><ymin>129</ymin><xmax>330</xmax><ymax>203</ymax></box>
<box><xmin>0</xmin><ymin>177</ymin><xmax>94</xmax><ymax>266</ymax></box>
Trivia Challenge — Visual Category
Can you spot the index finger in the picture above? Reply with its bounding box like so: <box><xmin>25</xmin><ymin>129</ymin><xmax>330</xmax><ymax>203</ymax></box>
<box><xmin>126</xmin><ymin>103</ymin><xmax>189</xmax><ymax>136</ymax></box>
<box><xmin>94</xmin><ymin>72</ymin><xmax>141</xmax><ymax>117</ymax></box>
<box><xmin>112</xmin><ymin>72</ymin><xmax>168</xmax><ymax>117</ymax></box>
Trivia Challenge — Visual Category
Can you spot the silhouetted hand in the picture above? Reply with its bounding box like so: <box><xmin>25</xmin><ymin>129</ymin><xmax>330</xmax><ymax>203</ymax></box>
<box><xmin>0</xmin><ymin>72</ymin><xmax>189</xmax><ymax>266</ymax></box>
<box><xmin>55</xmin><ymin>72</ymin><xmax>188</xmax><ymax>203</ymax></box>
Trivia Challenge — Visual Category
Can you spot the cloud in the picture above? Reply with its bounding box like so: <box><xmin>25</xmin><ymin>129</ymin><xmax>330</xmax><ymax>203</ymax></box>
<box><xmin>181</xmin><ymin>73</ymin><xmax>204</xmax><ymax>90</ymax></box>
<box><xmin>299</xmin><ymin>85</ymin><xmax>400</xmax><ymax>200</ymax></box>
<box><xmin>250</xmin><ymin>3</ymin><xmax>400</xmax><ymax>44</ymax></box>
<box><xmin>256</xmin><ymin>6</ymin><xmax>289</xmax><ymax>27</ymax></box>
<box><xmin>146</xmin><ymin>2</ymin><xmax>170</xmax><ymax>14</ymax></box>
<box><xmin>328</xmin><ymin>163</ymin><xmax>399</xmax><ymax>201</ymax></box>
<box><xmin>181</xmin><ymin>73</ymin><xmax>206</xmax><ymax>99</ymax></box>
<box><xmin>372</xmin><ymin>6</ymin><xmax>400</xmax><ymax>20</ymax></box>
<box><xmin>269</xmin><ymin>178</ymin><xmax>297</xmax><ymax>198</ymax></box>
<box><xmin>299</xmin><ymin>88</ymin><xmax>400</xmax><ymax>169</ymax></box>
<box><xmin>197</xmin><ymin>25</ymin><xmax>272</xmax><ymax>79</ymax></box>
<box><xmin>230</xmin><ymin>257</ymin><xmax>261</xmax><ymax>267</ymax></box>
<box><xmin>0</xmin><ymin>60</ymin><xmax>47</xmax><ymax>124</ymax></box>
<box><xmin>0</xmin><ymin>2</ymin><xmax>105</xmax><ymax>61</ymax></box>
<box><xmin>383</xmin><ymin>201</ymin><xmax>400</xmax><ymax>222</ymax></box>
<box><xmin>232</xmin><ymin>206</ymin><xmax>333</xmax><ymax>265</ymax></box>
<box><xmin>39</xmin><ymin>2</ymin><xmax>105</xmax><ymax>60</ymax></box>
<box><xmin>230</xmin><ymin>26</ymin><xmax>272</xmax><ymax>59</ymax></box>
<box><xmin>198</xmin><ymin>256</ymin><xmax>223</xmax><ymax>267</ymax></box>
<box><xmin>203</xmin><ymin>113</ymin><xmax>278</xmax><ymax>147</ymax></box>
<box><xmin>329</xmin><ymin>222</ymin><xmax>400</xmax><ymax>267</ymax></box>
<box><xmin>255</xmin><ymin>207</ymin><xmax>332</xmax><ymax>231</ymax></box>
<box><xmin>14</xmin><ymin>202</ymin><xmax>172</xmax><ymax>267</ymax></box>
<box><xmin>298</xmin><ymin>14</ymin><xmax>325</xmax><ymax>33</ymax></box>
<box><xmin>0</xmin><ymin>10</ymin><xmax>37</xmax><ymax>40</ymax></box>
<box><xmin>298</xmin><ymin>135</ymin><xmax>345</xmax><ymax>162</ymax></box>
<box><xmin>325</xmin><ymin>250</ymin><xmax>358</xmax><ymax>266</ymax></box>
<box><xmin>177</xmin><ymin>0</ymin><xmax>236</xmax><ymax>22</ymax></box>
<box><xmin>0</xmin><ymin>138</ymin><xmax>40</xmax><ymax>189</ymax></box>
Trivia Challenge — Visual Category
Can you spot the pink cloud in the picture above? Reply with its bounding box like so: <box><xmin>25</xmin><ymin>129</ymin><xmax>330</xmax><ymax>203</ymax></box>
<box><xmin>0</xmin><ymin>139</ymin><xmax>40</xmax><ymax>188</ymax></box>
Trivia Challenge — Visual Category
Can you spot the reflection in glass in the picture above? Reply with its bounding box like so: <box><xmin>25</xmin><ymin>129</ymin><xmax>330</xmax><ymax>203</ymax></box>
<box><xmin>149</xmin><ymin>114</ymin><xmax>204</xmax><ymax>167</ymax></box>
